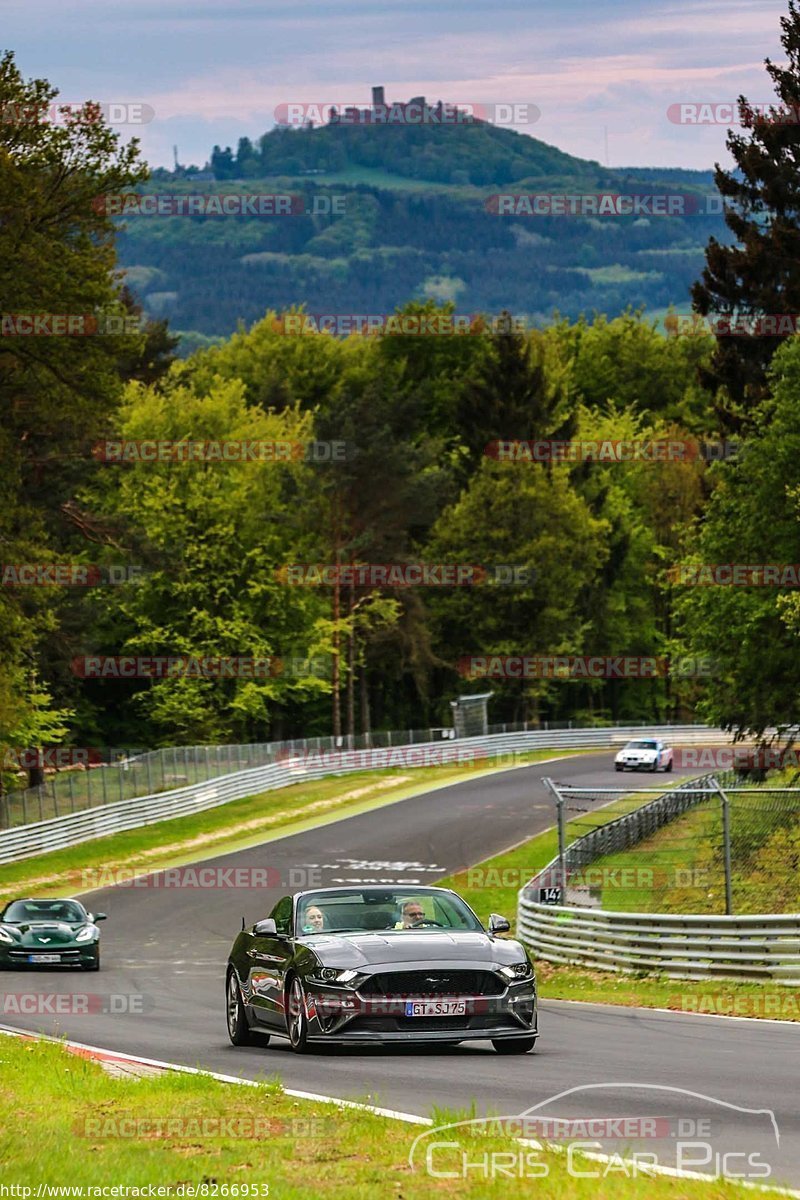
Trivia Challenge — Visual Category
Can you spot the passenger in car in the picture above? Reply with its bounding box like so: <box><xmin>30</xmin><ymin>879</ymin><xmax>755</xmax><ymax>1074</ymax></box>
<box><xmin>301</xmin><ymin>905</ymin><xmax>326</xmax><ymax>933</ymax></box>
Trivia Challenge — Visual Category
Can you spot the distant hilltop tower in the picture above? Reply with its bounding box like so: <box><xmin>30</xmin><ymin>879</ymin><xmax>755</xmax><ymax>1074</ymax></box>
<box><xmin>372</xmin><ymin>85</ymin><xmax>385</xmax><ymax>108</ymax></box>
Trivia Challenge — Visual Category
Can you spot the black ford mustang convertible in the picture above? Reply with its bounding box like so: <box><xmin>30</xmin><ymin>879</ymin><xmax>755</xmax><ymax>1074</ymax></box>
<box><xmin>225</xmin><ymin>885</ymin><xmax>537</xmax><ymax>1053</ymax></box>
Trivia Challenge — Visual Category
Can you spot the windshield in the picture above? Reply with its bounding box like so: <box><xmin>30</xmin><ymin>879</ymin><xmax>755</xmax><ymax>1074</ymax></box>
<box><xmin>626</xmin><ymin>741</ymin><xmax>659</xmax><ymax>750</ymax></box>
<box><xmin>295</xmin><ymin>889</ymin><xmax>483</xmax><ymax>935</ymax></box>
<box><xmin>2</xmin><ymin>900</ymin><xmax>87</xmax><ymax>924</ymax></box>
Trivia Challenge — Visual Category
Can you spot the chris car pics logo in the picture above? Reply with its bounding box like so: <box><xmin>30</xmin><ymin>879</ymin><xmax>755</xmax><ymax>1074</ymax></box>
<box><xmin>408</xmin><ymin>1084</ymin><xmax>779</xmax><ymax>1182</ymax></box>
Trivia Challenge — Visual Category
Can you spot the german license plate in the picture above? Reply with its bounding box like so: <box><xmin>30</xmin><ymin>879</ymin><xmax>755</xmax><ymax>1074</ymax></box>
<box><xmin>404</xmin><ymin>999</ymin><xmax>466</xmax><ymax>1017</ymax></box>
<box><xmin>28</xmin><ymin>954</ymin><xmax>60</xmax><ymax>963</ymax></box>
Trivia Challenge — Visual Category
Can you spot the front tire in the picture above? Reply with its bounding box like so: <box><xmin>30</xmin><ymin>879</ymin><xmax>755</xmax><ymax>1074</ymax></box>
<box><xmin>493</xmin><ymin>1036</ymin><xmax>536</xmax><ymax>1054</ymax></box>
<box><xmin>615</xmin><ymin>764</ymin><xmax>623</xmax><ymax>772</ymax></box>
<box><xmin>287</xmin><ymin>976</ymin><xmax>311</xmax><ymax>1053</ymax></box>
<box><xmin>665</xmin><ymin>759</ymin><xmax>673</xmax><ymax>772</ymax></box>
<box><xmin>226</xmin><ymin>970</ymin><xmax>254</xmax><ymax>1046</ymax></box>
<box><xmin>82</xmin><ymin>951</ymin><xmax>100</xmax><ymax>971</ymax></box>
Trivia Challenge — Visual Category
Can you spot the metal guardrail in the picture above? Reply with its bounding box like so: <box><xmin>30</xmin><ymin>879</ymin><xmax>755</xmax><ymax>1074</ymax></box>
<box><xmin>0</xmin><ymin>724</ymin><xmax>726</xmax><ymax>864</ymax></box>
<box><xmin>517</xmin><ymin>771</ymin><xmax>800</xmax><ymax>983</ymax></box>
<box><xmin>516</xmin><ymin>903</ymin><xmax>800</xmax><ymax>984</ymax></box>
<box><xmin>0</xmin><ymin>718</ymin><xmax>718</xmax><ymax>830</ymax></box>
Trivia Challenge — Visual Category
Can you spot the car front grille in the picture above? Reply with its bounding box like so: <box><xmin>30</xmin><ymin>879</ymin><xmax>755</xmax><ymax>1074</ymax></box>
<box><xmin>359</xmin><ymin>969</ymin><xmax>505</xmax><ymax>997</ymax></box>
<box><xmin>7</xmin><ymin>949</ymin><xmax>80</xmax><ymax>959</ymax></box>
<box><xmin>344</xmin><ymin>1013</ymin><xmax>519</xmax><ymax>1033</ymax></box>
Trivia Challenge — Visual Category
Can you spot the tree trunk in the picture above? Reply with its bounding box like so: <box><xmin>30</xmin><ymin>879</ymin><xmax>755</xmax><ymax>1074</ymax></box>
<box><xmin>345</xmin><ymin>581</ymin><xmax>355</xmax><ymax>740</ymax></box>
<box><xmin>360</xmin><ymin>660</ymin><xmax>371</xmax><ymax>741</ymax></box>
<box><xmin>332</xmin><ymin>574</ymin><xmax>341</xmax><ymax>739</ymax></box>
<box><xmin>331</xmin><ymin>512</ymin><xmax>342</xmax><ymax>737</ymax></box>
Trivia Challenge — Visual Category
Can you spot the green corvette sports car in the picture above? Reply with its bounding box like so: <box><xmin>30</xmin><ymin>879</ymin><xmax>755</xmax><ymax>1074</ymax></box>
<box><xmin>0</xmin><ymin>898</ymin><xmax>106</xmax><ymax>970</ymax></box>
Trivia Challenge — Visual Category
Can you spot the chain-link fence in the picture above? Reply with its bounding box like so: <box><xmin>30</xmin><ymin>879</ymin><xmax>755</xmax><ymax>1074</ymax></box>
<box><xmin>537</xmin><ymin>773</ymin><xmax>800</xmax><ymax>915</ymax></box>
<box><xmin>0</xmin><ymin>732</ymin><xmax>446</xmax><ymax>830</ymax></box>
<box><xmin>0</xmin><ymin>718</ymin><xmax>701</xmax><ymax>831</ymax></box>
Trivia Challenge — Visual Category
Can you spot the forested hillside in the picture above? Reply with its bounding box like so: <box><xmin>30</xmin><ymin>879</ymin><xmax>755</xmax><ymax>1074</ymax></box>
<box><xmin>120</xmin><ymin>114</ymin><xmax>723</xmax><ymax>342</ymax></box>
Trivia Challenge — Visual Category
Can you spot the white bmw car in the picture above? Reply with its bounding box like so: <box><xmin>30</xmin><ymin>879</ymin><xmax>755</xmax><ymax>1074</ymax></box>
<box><xmin>614</xmin><ymin>738</ymin><xmax>673</xmax><ymax>773</ymax></box>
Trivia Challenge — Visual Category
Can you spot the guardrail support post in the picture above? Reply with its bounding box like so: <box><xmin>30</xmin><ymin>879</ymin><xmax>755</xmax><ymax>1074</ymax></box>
<box><xmin>712</xmin><ymin>775</ymin><xmax>734</xmax><ymax>916</ymax></box>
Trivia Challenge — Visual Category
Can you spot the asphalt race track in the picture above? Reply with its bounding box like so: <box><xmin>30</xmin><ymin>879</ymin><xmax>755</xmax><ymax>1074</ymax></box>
<box><xmin>3</xmin><ymin>751</ymin><xmax>799</xmax><ymax>1188</ymax></box>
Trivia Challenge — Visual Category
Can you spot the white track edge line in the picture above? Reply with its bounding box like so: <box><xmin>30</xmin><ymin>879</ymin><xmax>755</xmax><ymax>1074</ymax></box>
<box><xmin>544</xmin><ymin>997</ymin><xmax>800</xmax><ymax>1027</ymax></box>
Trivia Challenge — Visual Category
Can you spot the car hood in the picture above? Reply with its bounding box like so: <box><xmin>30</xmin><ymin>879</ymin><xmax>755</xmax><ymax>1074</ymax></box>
<box><xmin>1</xmin><ymin>922</ymin><xmax>87</xmax><ymax>946</ymax></box>
<box><xmin>298</xmin><ymin>930</ymin><xmax>527</xmax><ymax>970</ymax></box>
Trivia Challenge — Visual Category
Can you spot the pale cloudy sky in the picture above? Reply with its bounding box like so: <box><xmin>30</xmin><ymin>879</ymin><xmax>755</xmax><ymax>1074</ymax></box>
<box><xmin>2</xmin><ymin>0</ymin><xmax>789</xmax><ymax>170</ymax></box>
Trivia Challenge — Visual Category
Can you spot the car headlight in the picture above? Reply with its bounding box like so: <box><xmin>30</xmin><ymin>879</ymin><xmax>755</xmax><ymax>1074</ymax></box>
<box><xmin>499</xmin><ymin>961</ymin><xmax>534</xmax><ymax>981</ymax></box>
<box><xmin>0</xmin><ymin>927</ymin><xmax>15</xmax><ymax>944</ymax></box>
<box><xmin>75</xmin><ymin>926</ymin><xmax>97</xmax><ymax>943</ymax></box>
<box><xmin>309</xmin><ymin>967</ymin><xmax>359</xmax><ymax>985</ymax></box>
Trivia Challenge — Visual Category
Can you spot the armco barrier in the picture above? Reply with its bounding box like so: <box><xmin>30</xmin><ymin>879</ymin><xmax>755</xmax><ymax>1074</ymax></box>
<box><xmin>516</xmin><ymin>902</ymin><xmax>800</xmax><ymax>984</ymax></box>
<box><xmin>0</xmin><ymin>724</ymin><xmax>727</xmax><ymax>864</ymax></box>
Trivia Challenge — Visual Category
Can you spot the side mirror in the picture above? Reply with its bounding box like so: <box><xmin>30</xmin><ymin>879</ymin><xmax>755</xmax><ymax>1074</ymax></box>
<box><xmin>488</xmin><ymin>913</ymin><xmax>511</xmax><ymax>935</ymax></box>
<box><xmin>93</xmin><ymin>913</ymin><xmax>107</xmax><ymax>922</ymax></box>
<box><xmin>253</xmin><ymin>918</ymin><xmax>277</xmax><ymax>936</ymax></box>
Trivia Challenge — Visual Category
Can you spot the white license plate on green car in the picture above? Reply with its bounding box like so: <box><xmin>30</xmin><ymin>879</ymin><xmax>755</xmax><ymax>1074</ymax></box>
<box><xmin>405</xmin><ymin>1000</ymin><xmax>466</xmax><ymax>1017</ymax></box>
<box><xmin>28</xmin><ymin>954</ymin><xmax>60</xmax><ymax>963</ymax></box>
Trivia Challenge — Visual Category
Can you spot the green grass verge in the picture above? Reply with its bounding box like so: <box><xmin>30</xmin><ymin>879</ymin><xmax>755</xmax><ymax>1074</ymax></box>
<box><xmin>534</xmin><ymin>963</ymin><xmax>800</xmax><ymax>1020</ymax></box>
<box><xmin>0</xmin><ymin>1035</ymin><xmax>768</xmax><ymax>1197</ymax></box>
<box><xmin>0</xmin><ymin>748</ymin><xmax>597</xmax><ymax>903</ymax></box>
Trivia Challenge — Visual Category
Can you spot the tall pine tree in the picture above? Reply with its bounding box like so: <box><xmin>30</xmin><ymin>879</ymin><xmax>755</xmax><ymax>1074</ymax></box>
<box><xmin>692</xmin><ymin>0</ymin><xmax>800</xmax><ymax>432</ymax></box>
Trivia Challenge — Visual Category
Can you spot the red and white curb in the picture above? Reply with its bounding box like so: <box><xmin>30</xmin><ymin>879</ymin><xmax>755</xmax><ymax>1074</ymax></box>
<box><xmin>0</xmin><ymin>1024</ymin><xmax>430</xmax><ymax>1122</ymax></box>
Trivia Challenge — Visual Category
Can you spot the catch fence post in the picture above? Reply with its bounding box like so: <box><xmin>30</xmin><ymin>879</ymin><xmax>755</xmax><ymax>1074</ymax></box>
<box><xmin>543</xmin><ymin>776</ymin><xmax>567</xmax><ymax>904</ymax></box>
<box><xmin>712</xmin><ymin>775</ymin><xmax>734</xmax><ymax>915</ymax></box>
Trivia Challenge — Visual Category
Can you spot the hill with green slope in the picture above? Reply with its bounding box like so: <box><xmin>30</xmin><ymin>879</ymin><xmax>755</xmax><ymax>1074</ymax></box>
<box><xmin>211</xmin><ymin>108</ymin><xmax>594</xmax><ymax>186</ymax></box>
<box><xmin>122</xmin><ymin>111</ymin><xmax>724</xmax><ymax>342</ymax></box>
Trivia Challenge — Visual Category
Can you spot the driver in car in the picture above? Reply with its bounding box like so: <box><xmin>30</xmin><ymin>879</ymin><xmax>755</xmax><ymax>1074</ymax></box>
<box><xmin>395</xmin><ymin>899</ymin><xmax>427</xmax><ymax>929</ymax></box>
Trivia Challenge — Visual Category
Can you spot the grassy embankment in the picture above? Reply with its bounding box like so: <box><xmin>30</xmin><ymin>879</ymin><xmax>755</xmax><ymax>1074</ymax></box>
<box><xmin>0</xmin><ymin>1034</ymin><xmax>774</xmax><ymax>1198</ymax></box>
